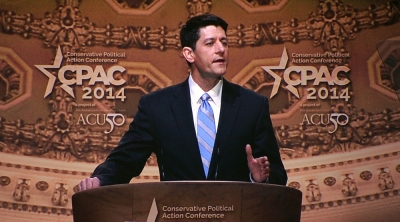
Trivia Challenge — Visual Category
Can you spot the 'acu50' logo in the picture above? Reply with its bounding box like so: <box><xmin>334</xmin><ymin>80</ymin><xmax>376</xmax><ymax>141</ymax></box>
<box><xmin>35</xmin><ymin>46</ymin><xmax>126</xmax><ymax>100</ymax></box>
<box><xmin>262</xmin><ymin>48</ymin><xmax>350</xmax><ymax>100</ymax></box>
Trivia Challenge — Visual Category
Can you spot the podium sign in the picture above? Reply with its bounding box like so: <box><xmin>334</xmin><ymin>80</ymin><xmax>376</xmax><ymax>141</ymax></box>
<box><xmin>72</xmin><ymin>181</ymin><xmax>302</xmax><ymax>222</ymax></box>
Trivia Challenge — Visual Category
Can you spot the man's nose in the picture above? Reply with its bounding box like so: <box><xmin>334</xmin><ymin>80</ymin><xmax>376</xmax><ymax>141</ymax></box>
<box><xmin>215</xmin><ymin>41</ymin><xmax>226</xmax><ymax>54</ymax></box>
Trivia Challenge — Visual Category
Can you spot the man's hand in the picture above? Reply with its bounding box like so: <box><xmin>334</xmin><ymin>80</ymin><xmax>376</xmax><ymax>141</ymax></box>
<box><xmin>78</xmin><ymin>177</ymin><xmax>100</xmax><ymax>191</ymax></box>
<box><xmin>246</xmin><ymin>144</ymin><xmax>270</xmax><ymax>183</ymax></box>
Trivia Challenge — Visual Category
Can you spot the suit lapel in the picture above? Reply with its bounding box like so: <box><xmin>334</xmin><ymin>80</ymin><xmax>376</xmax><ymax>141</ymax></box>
<box><xmin>170</xmin><ymin>79</ymin><xmax>205</xmax><ymax>177</ymax></box>
<box><xmin>214</xmin><ymin>79</ymin><xmax>241</xmax><ymax>157</ymax></box>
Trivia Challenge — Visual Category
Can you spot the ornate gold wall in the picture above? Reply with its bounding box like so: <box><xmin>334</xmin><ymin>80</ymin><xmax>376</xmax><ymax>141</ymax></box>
<box><xmin>0</xmin><ymin>0</ymin><xmax>399</xmax><ymax>221</ymax></box>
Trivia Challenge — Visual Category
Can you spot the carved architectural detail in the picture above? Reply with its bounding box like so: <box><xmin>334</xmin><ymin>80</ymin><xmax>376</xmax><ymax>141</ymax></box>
<box><xmin>51</xmin><ymin>183</ymin><xmax>69</xmax><ymax>206</ymax></box>
<box><xmin>0</xmin><ymin>47</ymin><xmax>33</xmax><ymax>110</ymax></box>
<box><xmin>228</xmin><ymin>1</ymin><xmax>399</xmax><ymax>51</ymax></box>
<box><xmin>0</xmin><ymin>200</ymin><xmax>72</xmax><ymax>215</ymax></box>
<box><xmin>233</xmin><ymin>0</ymin><xmax>288</xmax><ymax>13</ymax></box>
<box><xmin>57</xmin><ymin>0</ymin><xmax>81</xmax><ymax>8</ymax></box>
<box><xmin>324</xmin><ymin>176</ymin><xmax>336</xmax><ymax>186</ymax></box>
<box><xmin>239</xmin><ymin>0</ymin><xmax>283</xmax><ymax>7</ymax></box>
<box><xmin>288</xmin><ymin>181</ymin><xmax>301</xmax><ymax>189</ymax></box>
<box><xmin>121</xmin><ymin>61</ymin><xmax>173</xmax><ymax>94</ymax></box>
<box><xmin>360</xmin><ymin>170</ymin><xmax>373</xmax><ymax>181</ymax></box>
<box><xmin>105</xmin><ymin>0</ymin><xmax>168</xmax><ymax>15</ymax></box>
<box><xmin>35</xmin><ymin>181</ymin><xmax>49</xmax><ymax>191</ymax></box>
<box><xmin>187</xmin><ymin>0</ymin><xmax>213</xmax><ymax>18</ymax></box>
<box><xmin>13</xmin><ymin>179</ymin><xmax>30</xmax><ymax>202</ymax></box>
<box><xmin>1</xmin><ymin>0</ymin><xmax>398</xmax><ymax>53</ymax></box>
<box><xmin>0</xmin><ymin>59</ymin><xmax>20</xmax><ymax>104</ymax></box>
<box><xmin>0</xmin><ymin>82</ymin><xmax>118</xmax><ymax>162</ymax></box>
<box><xmin>0</xmin><ymin>176</ymin><xmax>11</xmax><ymax>186</ymax></box>
<box><xmin>372</xmin><ymin>38</ymin><xmax>400</xmax><ymax>100</ymax></box>
<box><xmin>341</xmin><ymin>174</ymin><xmax>357</xmax><ymax>197</ymax></box>
<box><xmin>306</xmin><ymin>179</ymin><xmax>322</xmax><ymax>202</ymax></box>
<box><xmin>378</xmin><ymin>168</ymin><xmax>394</xmax><ymax>190</ymax></box>
<box><xmin>112</xmin><ymin>0</ymin><xmax>158</xmax><ymax>9</ymax></box>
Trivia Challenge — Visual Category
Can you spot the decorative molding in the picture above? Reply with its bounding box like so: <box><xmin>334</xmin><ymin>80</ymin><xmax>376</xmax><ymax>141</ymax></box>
<box><xmin>1</xmin><ymin>1</ymin><xmax>398</xmax><ymax>52</ymax></box>
<box><xmin>285</xmin><ymin>145</ymin><xmax>399</xmax><ymax>174</ymax></box>
<box><xmin>0</xmin><ymin>47</ymin><xmax>33</xmax><ymax>110</ymax></box>
<box><xmin>233</xmin><ymin>0</ymin><xmax>288</xmax><ymax>13</ymax></box>
<box><xmin>324</xmin><ymin>176</ymin><xmax>336</xmax><ymax>186</ymax></box>
<box><xmin>105</xmin><ymin>0</ymin><xmax>168</xmax><ymax>15</ymax></box>
<box><xmin>360</xmin><ymin>171</ymin><xmax>373</xmax><ymax>181</ymax></box>
<box><xmin>301</xmin><ymin>188</ymin><xmax>400</xmax><ymax>212</ymax></box>
<box><xmin>305</xmin><ymin>179</ymin><xmax>322</xmax><ymax>202</ymax></box>
<box><xmin>369</xmin><ymin>36</ymin><xmax>400</xmax><ymax>100</ymax></box>
<box><xmin>187</xmin><ymin>0</ymin><xmax>213</xmax><ymax>18</ymax></box>
<box><xmin>0</xmin><ymin>200</ymin><xmax>73</xmax><ymax>217</ymax></box>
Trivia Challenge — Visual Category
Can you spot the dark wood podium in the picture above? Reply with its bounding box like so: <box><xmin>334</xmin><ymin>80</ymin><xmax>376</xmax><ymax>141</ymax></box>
<box><xmin>72</xmin><ymin>181</ymin><xmax>302</xmax><ymax>222</ymax></box>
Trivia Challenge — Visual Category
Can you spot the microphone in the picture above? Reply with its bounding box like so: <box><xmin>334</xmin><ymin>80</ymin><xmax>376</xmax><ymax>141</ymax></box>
<box><xmin>214</xmin><ymin>147</ymin><xmax>219</xmax><ymax>179</ymax></box>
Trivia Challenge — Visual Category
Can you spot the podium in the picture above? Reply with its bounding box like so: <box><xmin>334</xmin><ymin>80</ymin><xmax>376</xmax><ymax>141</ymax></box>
<box><xmin>72</xmin><ymin>181</ymin><xmax>302</xmax><ymax>222</ymax></box>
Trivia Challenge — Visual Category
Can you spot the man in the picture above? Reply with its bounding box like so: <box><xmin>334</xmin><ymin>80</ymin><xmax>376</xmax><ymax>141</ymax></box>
<box><xmin>78</xmin><ymin>13</ymin><xmax>287</xmax><ymax>191</ymax></box>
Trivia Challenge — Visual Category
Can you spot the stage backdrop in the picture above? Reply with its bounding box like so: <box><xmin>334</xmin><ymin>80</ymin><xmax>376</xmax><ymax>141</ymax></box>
<box><xmin>0</xmin><ymin>0</ymin><xmax>400</xmax><ymax>221</ymax></box>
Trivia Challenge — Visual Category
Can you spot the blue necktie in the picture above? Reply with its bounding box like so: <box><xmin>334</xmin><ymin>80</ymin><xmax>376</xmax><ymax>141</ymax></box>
<box><xmin>197</xmin><ymin>93</ymin><xmax>216</xmax><ymax>177</ymax></box>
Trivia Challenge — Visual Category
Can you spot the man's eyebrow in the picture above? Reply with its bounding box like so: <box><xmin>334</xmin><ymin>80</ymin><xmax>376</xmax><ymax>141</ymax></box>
<box><xmin>203</xmin><ymin>37</ymin><xmax>216</xmax><ymax>41</ymax></box>
<box><xmin>203</xmin><ymin>37</ymin><xmax>228</xmax><ymax>41</ymax></box>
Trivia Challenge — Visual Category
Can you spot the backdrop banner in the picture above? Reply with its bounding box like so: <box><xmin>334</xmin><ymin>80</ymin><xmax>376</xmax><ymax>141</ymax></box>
<box><xmin>0</xmin><ymin>0</ymin><xmax>399</xmax><ymax>221</ymax></box>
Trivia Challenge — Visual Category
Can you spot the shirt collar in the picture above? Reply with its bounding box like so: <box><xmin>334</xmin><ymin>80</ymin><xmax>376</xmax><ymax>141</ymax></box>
<box><xmin>189</xmin><ymin>75</ymin><xmax>223</xmax><ymax>107</ymax></box>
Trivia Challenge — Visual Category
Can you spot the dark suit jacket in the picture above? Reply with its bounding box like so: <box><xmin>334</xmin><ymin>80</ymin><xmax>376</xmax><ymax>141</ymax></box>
<box><xmin>92</xmin><ymin>78</ymin><xmax>287</xmax><ymax>185</ymax></box>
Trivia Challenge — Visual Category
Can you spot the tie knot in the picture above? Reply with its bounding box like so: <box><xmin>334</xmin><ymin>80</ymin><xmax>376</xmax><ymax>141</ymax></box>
<box><xmin>201</xmin><ymin>93</ymin><xmax>211</xmax><ymax>101</ymax></box>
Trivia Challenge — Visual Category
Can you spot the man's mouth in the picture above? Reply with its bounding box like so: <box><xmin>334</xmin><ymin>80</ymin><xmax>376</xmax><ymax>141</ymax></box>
<box><xmin>213</xmin><ymin>59</ymin><xmax>225</xmax><ymax>63</ymax></box>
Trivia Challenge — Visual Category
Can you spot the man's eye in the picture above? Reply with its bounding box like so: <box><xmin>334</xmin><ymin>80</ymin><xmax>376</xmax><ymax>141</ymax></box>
<box><xmin>206</xmin><ymin>42</ymin><xmax>213</xmax><ymax>46</ymax></box>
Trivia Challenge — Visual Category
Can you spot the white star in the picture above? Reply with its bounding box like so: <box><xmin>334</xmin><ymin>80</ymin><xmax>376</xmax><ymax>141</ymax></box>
<box><xmin>35</xmin><ymin>46</ymin><xmax>74</xmax><ymax>98</ymax></box>
<box><xmin>146</xmin><ymin>198</ymin><xmax>158</xmax><ymax>222</ymax></box>
<box><xmin>261</xmin><ymin>47</ymin><xmax>299</xmax><ymax>98</ymax></box>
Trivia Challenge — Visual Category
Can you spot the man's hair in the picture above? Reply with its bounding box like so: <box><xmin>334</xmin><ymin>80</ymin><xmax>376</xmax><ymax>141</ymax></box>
<box><xmin>180</xmin><ymin>14</ymin><xmax>228</xmax><ymax>51</ymax></box>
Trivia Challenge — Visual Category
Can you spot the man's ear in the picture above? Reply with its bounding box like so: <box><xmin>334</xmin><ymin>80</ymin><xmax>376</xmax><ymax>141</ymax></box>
<box><xmin>182</xmin><ymin>47</ymin><xmax>195</xmax><ymax>63</ymax></box>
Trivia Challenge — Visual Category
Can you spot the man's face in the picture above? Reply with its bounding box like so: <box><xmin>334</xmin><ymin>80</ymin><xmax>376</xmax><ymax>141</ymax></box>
<box><xmin>191</xmin><ymin>25</ymin><xmax>229</xmax><ymax>78</ymax></box>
